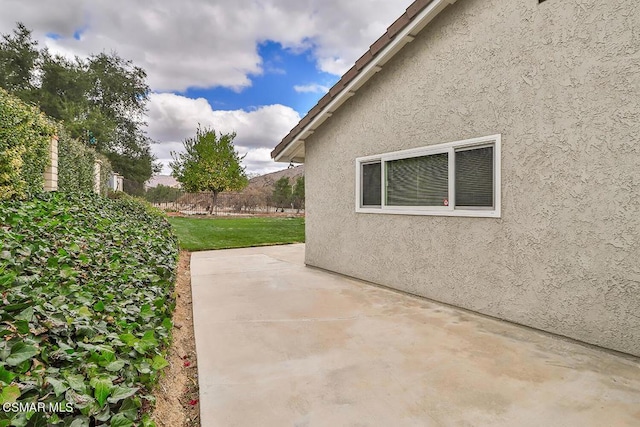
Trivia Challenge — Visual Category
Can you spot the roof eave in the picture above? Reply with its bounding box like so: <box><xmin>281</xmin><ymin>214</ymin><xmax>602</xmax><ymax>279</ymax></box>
<box><xmin>272</xmin><ymin>0</ymin><xmax>458</xmax><ymax>163</ymax></box>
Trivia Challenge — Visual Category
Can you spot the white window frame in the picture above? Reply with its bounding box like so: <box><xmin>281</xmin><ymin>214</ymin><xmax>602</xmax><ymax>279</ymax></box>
<box><xmin>355</xmin><ymin>134</ymin><xmax>501</xmax><ymax>218</ymax></box>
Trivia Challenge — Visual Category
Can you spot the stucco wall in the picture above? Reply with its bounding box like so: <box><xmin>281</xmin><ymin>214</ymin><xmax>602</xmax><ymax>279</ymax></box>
<box><xmin>304</xmin><ymin>0</ymin><xmax>640</xmax><ymax>356</ymax></box>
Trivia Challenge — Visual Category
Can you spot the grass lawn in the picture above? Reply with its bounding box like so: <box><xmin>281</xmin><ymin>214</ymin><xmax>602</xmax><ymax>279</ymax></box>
<box><xmin>168</xmin><ymin>216</ymin><xmax>305</xmax><ymax>251</ymax></box>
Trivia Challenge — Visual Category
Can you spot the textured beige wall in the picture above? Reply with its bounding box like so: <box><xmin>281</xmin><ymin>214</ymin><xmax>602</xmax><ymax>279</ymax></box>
<box><xmin>43</xmin><ymin>136</ymin><xmax>58</xmax><ymax>192</ymax></box>
<box><xmin>304</xmin><ymin>0</ymin><xmax>640</xmax><ymax>356</ymax></box>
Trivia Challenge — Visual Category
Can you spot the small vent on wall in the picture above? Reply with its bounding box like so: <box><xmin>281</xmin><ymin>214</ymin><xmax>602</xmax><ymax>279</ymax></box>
<box><xmin>539</xmin><ymin>0</ymin><xmax>548</xmax><ymax>3</ymax></box>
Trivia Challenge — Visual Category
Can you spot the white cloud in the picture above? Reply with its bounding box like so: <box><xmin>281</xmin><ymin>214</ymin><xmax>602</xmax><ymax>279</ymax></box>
<box><xmin>43</xmin><ymin>38</ymin><xmax>85</xmax><ymax>63</ymax></box>
<box><xmin>1</xmin><ymin>1</ymin><xmax>417</xmax><ymax>176</ymax></box>
<box><xmin>147</xmin><ymin>93</ymin><xmax>300</xmax><ymax>175</ymax></box>
<box><xmin>0</xmin><ymin>0</ymin><xmax>414</xmax><ymax>92</ymax></box>
<box><xmin>293</xmin><ymin>83</ymin><xmax>330</xmax><ymax>94</ymax></box>
<box><xmin>238</xmin><ymin>148</ymin><xmax>288</xmax><ymax>176</ymax></box>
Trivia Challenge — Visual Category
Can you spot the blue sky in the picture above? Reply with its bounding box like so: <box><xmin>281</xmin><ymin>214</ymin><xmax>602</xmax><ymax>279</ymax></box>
<box><xmin>0</xmin><ymin>0</ymin><xmax>414</xmax><ymax>174</ymax></box>
<box><xmin>182</xmin><ymin>41</ymin><xmax>338</xmax><ymax>117</ymax></box>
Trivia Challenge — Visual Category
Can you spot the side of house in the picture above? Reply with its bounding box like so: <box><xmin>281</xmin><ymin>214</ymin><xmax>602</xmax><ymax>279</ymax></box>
<box><xmin>275</xmin><ymin>0</ymin><xmax>640</xmax><ymax>356</ymax></box>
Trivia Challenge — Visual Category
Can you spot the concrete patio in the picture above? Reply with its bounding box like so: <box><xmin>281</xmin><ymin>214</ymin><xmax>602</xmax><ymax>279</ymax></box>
<box><xmin>191</xmin><ymin>244</ymin><xmax>640</xmax><ymax>426</ymax></box>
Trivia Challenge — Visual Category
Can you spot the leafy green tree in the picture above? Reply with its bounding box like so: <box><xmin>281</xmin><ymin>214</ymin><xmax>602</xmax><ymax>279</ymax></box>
<box><xmin>0</xmin><ymin>24</ymin><xmax>157</xmax><ymax>187</ymax></box>
<box><xmin>272</xmin><ymin>176</ymin><xmax>292</xmax><ymax>210</ymax></box>
<box><xmin>38</xmin><ymin>51</ymin><xmax>156</xmax><ymax>183</ymax></box>
<box><xmin>0</xmin><ymin>23</ymin><xmax>39</xmax><ymax>100</ymax></box>
<box><xmin>292</xmin><ymin>176</ymin><xmax>305</xmax><ymax>211</ymax></box>
<box><xmin>170</xmin><ymin>127</ymin><xmax>248</xmax><ymax>212</ymax></box>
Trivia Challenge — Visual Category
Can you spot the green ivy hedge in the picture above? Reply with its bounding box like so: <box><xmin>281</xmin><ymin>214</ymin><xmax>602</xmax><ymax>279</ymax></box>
<box><xmin>0</xmin><ymin>88</ymin><xmax>114</xmax><ymax>198</ymax></box>
<box><xmin>57</xmin><ymin>127</ymin><xmax>113</xmax><ymax>195</ymax></box>
<box><xmin>0</xmin><ymin>193</ymin><xmax>178</xmax><ymax>426</ymax></box>
<box><xmin>0</xmin><ymin>88</ymin><xmax>56</xmax><ymax>200</ymax></box>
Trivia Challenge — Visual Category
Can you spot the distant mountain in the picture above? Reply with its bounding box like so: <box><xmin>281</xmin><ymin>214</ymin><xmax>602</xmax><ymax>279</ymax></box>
<box><xmin>145</xmin><ymin>175</ymin><xmax>180</xmax><ymax>189</ymax></box>
<box><xmin>247</xmin><ymin>165</ymin><xmax>304</xmax><ymax>190</ymax></box>
<box><xmin>145</xmin><ymin>166</ymin><xmax>303</xmax><ymax>191</ymax></box>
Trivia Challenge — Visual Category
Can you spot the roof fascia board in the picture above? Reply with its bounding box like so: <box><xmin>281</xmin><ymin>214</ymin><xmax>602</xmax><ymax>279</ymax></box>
<box><xmin>274</xmin><ymin>0</ymin><xmax>457</xmax><ymax>162</ymax></box>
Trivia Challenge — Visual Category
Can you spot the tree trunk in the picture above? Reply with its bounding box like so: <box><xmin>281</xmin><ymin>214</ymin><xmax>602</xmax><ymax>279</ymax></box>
<box><xmin>212</xmin><ymin>191</ymin><xmax>218</xmax><ymax>215</ymax></box>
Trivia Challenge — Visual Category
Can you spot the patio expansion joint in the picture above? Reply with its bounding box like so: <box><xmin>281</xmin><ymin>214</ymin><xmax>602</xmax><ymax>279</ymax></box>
<box><xmin>200</xmin><ymin>311</ymin><xmax>424</xmax><ymax>324</ymax></box>
<box><xmin>190</xmin><ymin>268</ymin><xmax>297</xmax><ymax>279</ymax></box>
<box><xmin>202</xmin><ymin>315</ymin><xmax>361</xmax><ymax>324</ymax></box>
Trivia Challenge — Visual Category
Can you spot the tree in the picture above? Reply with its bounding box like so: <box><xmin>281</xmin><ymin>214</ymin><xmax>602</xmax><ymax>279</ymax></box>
<box><xmin>292</xmin><ymin>176</ymin><xmax>305</xmax><ymax>211</ymax></box>
<box><xmin>0</xmin><ymin>23</ymin><xmax>39</xmax><ymax>100</ymax></box>
<box><xmin>170</xmin><ymin>127</ymin><xmax>248</xmax><ymax>213</ymax></box>
<box><xmin>38</xmin><ymin>51</ymin><xmax>156</xmax><ymax>183</ymax></box>
<box><xmin>272</xmin><ymin>177</ymin><xmax>292</xmax><ymax>210</ymax></box>
<box><xmin>0</xmin><ymin>24</ymin><xmax>157</xmax><ymax>187</ymax></box>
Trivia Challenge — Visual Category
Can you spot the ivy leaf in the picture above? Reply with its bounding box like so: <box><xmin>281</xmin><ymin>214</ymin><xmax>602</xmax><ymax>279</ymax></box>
<box><xmin>2</xmin><ymin>303</ymin><xmax>30</xmax><ymax>313</ymax></box>
<box><xmin>134</xmin><ymin>331</ymin><xmax>157</xmax><ymax>354</ymax></box>
<box><xmin>0</xmin><ymin>366</ymin><xmax>16</xmax><ymax>385</ymax></box>
<box><xmin>118</xmin><ymin>333</ymin><xmax>136</xmax><ymax>347</ymax></box>
<box><xmin>99</xmin><ymin>350</ymin><xmax>115</xmax><ymax>364</ymax></box>
<box><xmin>93</xmin><ymin>301</ymin><xmax>105</xmax><ymax>312</ymax></box>
<box><xmin>107</xmin><ymin>386</ymin><xmax>138</xmax><ymax>404</ymax></box>
<box><xmin>47</xmin><ymin>256</ymin><xmax>59</xmax><ymax>268</ymax></box>
<box><xmin>105</xmin><ymin>360</ymin><xmax>125</xmax><ymax>372</ymax></box>
<box><xmin>151</xmin><ymin>355</ymin><xmax>168</xmax><ymax>371</ymax></box>
<box><xmin>58</xmin><ymin>342</ymin><xmax>75</xmax><ymax>355</ymax></box>
<box><xmin>15</xmin><ymin>359</ymin><xmax>31</xmax><ymax>374</ymax></box>
<box><xmin>161</xmin><ymin>317</ymin><xmax>172</xmax><ymax>330</ymax></box>
<box><xmin>5</xmin><ymin>342</ymin><xmax>38</xmax><ymax>366</ymax></box>
<box><xmin>139</xmin><ymin>304</ymin><xmax>152</xmax><ymax>320</ymax></box>
<box><xmin>0</xmin><ymin>385</ymin><xmax>20</xmax><ymax>403</ymax></box>
<box><xmin>26</xmin><ymin>411</ymin><xmax>47</xmax><ymax>427</ymax></box>
<box><xmin>109</xmin><ymin>413</ymin><xmax>133</xmax><ymax>427</ymax></box>
<box><xmin>95</xmin><ymin>404</ymin><xmax>111</xmax><ymax>422</ymax></box>
<box><xmin>59</xmin><ymin>266</ymin><xmax>75</xmax><ymax>279</ymax></box>
<box><xmin>0</xmin><ymin>343</ymin><xmax>10</xmax><ymax>361</ymax></box>
<box><xmin>89</xmin><ymin>377</ymin><xmax>113</xmax><ymax>407</ymax></box>
<box><xmin>68</xmin><ymin>416</ymin><xmax>91</xmax><ymax>427</ymax></box>
<box><xmin>46</xmin><ymin>376</ymin><xmax>68</xmax><ymax>397</ymax></box>
<box><xmin>0</xmin><ymin>273</ymin><xmax>16</xmax><ymax>287</ymax></box>
<box><xmin>15</xmin><ymin>306</ymin><xmax>33</xmax><ymax>322</ymax></box>
<box><xmin>135</xmin><ymin>361</ymin><xmax>151</xmax><ymax>374</ymax></box>
<box><xmin>117</xmin><ymin>398</ymin><xmax>140</xmax><ymax>420</ymax></box>
<box><xmin>140</xmin><ymin>413</ymin><xmax>156</xmax><ymax>427</ymax></box>
<box><xmin>77</xmin><ymin>306</ymin><xmax>92</xmax><ymax>318</ymax></box>
<box><xmin>64</xmin><ymin>373</ymin><xmax>87</xmax><ymax>393</ymax></box>
<box><xmin>14</xmin><ymin>320</ymin><xmax>29</xmax><ymax>334</ymax></box>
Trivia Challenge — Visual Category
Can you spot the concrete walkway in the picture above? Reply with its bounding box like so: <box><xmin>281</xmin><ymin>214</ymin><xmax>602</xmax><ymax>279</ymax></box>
<box><xmin>191</xmin><ymin>244</ymin><xmax>640</xmax><ymax>427</ymax></box>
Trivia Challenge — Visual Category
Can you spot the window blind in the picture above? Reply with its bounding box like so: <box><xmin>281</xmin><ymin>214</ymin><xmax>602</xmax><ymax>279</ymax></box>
<box><xmin>455</xmin><ymin>146</ymin><xmax>493</xmax><ymax>207</ymax></box>
<box><xmin>386</xmin><ymin>153</ymin><xmax>448</xmax><ymax>206</ymax></box>
<box><xmin>361</xmin><ymin>162</ymin><xmax>381</xmax><ymax>206</ymax></box>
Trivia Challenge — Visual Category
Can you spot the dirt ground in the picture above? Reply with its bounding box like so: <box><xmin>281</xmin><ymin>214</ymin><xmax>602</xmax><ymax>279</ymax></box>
<box><xmin>151</xmin><ymin>251</ymin><xmax>200</xmax><ymax>426</ymax></box>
